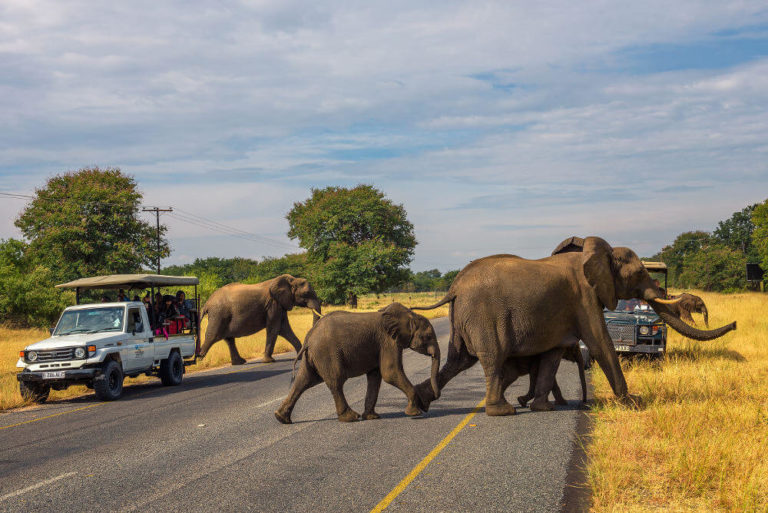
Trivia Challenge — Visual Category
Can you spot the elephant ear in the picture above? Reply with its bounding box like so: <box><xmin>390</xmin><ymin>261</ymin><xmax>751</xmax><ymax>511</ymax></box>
<box><xmin>552</xmin><ymin>236</ymin><xmax>585</xmax><ymax>255</ymax></box>
<box><xmin>379</xmin><ymin>303</ymin><xmax>416</xmax><ymax>348</ymax></box>
<box><xmin>582</xmin><ymin>237</ymin><xmax>618</xmax><ymax>311</ymax></box>
<box><xmin>269</xmin><ymin>275</ymin><xmax>294</xmax><ymax>311</ymax></box>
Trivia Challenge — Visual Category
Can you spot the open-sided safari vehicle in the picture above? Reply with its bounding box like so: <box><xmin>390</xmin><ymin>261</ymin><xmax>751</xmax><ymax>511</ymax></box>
<box><xmin>603</xmin><ymin>261</ymin><xmax>668</xmax><ymax>356</ymax></box>
<box><xmin>16</xmin><ymin>274</ymin><xmax>200</xmax><ymax>403</ymax></box>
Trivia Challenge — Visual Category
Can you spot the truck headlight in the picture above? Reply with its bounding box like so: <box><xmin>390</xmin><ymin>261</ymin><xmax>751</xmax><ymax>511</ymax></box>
<box><xmin>74</xmin><ymin>347</ymin><xmax>86</xmax><ymax>359</ymax></box>
<box><xmin>638</xmin><ymin>326</ymin><xmax>650</xmax><ymax>336</ymax></box>
<box><xmin>27</xmin><ymin>351</ymin><xmax>38</xmax><ymax>362</ymax></box>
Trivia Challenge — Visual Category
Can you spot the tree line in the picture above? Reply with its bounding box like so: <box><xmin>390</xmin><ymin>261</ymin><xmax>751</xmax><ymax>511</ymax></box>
<box><xmin>2</xmin><ymin>166</ymin><xmax>767</xmax><ymax>327</ymax></box>
<box><xmin>651</xmin><ymin>202</ymin><xmax>768</xmax><ymax>292</ymax></box>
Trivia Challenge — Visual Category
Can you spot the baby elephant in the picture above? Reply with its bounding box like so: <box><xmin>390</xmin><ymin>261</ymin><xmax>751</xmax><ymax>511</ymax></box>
<box><xmin>275</xmin><ymin>303</ymin><xmax>441</xmax><ymax>424</ymax></box>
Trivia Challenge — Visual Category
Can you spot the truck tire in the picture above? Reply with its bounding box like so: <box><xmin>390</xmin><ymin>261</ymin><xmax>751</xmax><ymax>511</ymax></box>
<box><xmin>94</xmin><ymin>360</ymin><xmax>124</xmax><ymax>401</ymax></box>
<box><xmin>19</xmin><ymin>381</ymin><xmax>50</xmax><ymax>403</ymax></box>
<box><xmin>159</xmin><ymin>350</ymin><xmax>184</xmax><ymax>386</ymax></box>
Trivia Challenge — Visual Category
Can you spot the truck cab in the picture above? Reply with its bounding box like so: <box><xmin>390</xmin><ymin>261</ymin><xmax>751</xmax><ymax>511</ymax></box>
<box><xmin>17</xmin><ymin>274</ymin><xmax>200</xmax><ymax>403</ymax></box>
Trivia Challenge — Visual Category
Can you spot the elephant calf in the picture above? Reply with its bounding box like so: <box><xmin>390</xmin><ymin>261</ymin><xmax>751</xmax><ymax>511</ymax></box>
<box><xmin>274</xmin><ymin>303</ymin><xmax>441</xmax><ymax>424</ymax></box>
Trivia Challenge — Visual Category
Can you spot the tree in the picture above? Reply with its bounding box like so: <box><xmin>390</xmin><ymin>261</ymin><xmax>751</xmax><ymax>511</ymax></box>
<box><xmin>0</xmin><ymin>239</ymin><xmax>73</xmax><ymax>327</ymax></box>
<box><xmin>287</xmin><ymin>185</ymin><xmax>416</xmax><ymax>304</ymax></box>
<box><xmin>677</xmin><ymin>244</ymin><xmax>746</xmax><ymax>292</ymax></box>
<box><xmin>751</xmin><ymin>199</ymin><xmax>768</xmax><ymax>273</ymax></box>
<box><xmin>15</xmin><ymin>167</ymin><xmax>168</xmax><ymax>282</ymax></box>
<box><xmin>652</xmin><ymin>231</ymin><xmax>711</xmax><ymax>286</ymax></box>
<box><xmin>713</xmin><ymin>204</ymin><xmax>759</xmax><ymax>260</ymax></box>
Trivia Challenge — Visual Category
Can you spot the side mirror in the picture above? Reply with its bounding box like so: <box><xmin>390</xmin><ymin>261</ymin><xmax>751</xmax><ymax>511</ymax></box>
<box><xmin>49</xmin><ymin>328</ymin><xmax>54</xmax><ymax>335</ymax></box>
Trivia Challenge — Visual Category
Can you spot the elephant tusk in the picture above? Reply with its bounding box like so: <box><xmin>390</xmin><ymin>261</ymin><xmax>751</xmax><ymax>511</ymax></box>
<box><xmin>311</xmin><ymin>308</ymin><xmax>324</xmax><ymax>318</ymax></box>
<box><xmin>651</xmin><ymin>297</ymin><xmax>683</xmax><ymax>305</ymax></box>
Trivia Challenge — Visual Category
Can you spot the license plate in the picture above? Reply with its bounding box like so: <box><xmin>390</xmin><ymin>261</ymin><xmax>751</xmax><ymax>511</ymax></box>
<box><xmin>42</xmin><ymin>371</ymin><xmax>66</xmax><ymax>379</ymax></box>
<box><xmin>616</xmin><ymin>345</ymin><xmax>630</xmax><ymax>352</ymax></box>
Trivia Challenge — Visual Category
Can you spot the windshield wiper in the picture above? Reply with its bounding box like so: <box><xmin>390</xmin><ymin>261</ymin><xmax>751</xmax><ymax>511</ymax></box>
<box><xmin>59</xmin><ymin>328</ymin><xmax>97</xmax><ymax>335</ymax></box>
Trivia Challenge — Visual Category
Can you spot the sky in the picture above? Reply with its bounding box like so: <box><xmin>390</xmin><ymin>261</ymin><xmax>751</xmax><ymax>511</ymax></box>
<box><xmin>1</xmin><ymin>1</ymin><xmax>768</xmax><ymax>271</ymax></box>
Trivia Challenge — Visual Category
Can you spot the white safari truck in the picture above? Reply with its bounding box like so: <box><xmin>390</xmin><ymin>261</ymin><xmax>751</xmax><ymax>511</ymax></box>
<box><xmin>17</xmin><ymin>274</ymin><xmax>200</xmax><ymax>402</ymax></box>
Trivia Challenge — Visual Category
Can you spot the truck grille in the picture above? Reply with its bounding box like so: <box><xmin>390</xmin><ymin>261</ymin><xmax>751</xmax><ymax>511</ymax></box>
<box><xmin>35</xmin><ymin>348</ymin><xmax>76</xmax><ymax>362</ymax></box>
<box><xmin>607</xmin><ymin>324</ymin><xmax>636</xmax><ymax>345</ymax></box>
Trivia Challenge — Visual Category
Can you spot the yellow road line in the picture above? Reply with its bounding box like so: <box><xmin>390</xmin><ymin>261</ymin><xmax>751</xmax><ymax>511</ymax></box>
<box><xmin>369</xmin><ymin>398</ymin><xmax>486</xmax><ymax>513</ymax></box>
<box><xmin>0</xmin><ymin>359</ymin><xmax>279</xmax><ymax>431</ymax></box>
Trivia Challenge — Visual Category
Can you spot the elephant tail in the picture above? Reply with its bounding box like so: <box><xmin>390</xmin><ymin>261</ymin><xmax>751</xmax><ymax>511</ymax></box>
<box><xmin>200</xmin><ymin>303</ymin><xmax>209</xmax><ymax>320</ymax></box>
<box><xmin>410</xmin><ymin>293</ymin><xmax>456</xmax><ymax>311</ymax></box>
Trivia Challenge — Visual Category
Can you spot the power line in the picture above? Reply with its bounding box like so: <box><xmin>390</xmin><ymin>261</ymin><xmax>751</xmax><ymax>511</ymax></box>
<box><xmin>2</xmin><ymin>190</ymin><xmax>299</xmax><ymax>251</ymax></box>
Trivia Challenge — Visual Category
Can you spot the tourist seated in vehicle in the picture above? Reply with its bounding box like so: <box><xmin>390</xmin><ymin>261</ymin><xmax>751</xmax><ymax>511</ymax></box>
<box><xmin>116</xmin><ymin>289</ymin><xmax>129</xmax><ymax>302</ymax></box>
<box><xmin>176</xmin><ymin>290</ymin><xmax>191</xmax><ymax>321</ymax></box>
<box><xmin>159</xmin><ymin>295</ymin><xmax>182</xmax><ymax>334</ymax></box>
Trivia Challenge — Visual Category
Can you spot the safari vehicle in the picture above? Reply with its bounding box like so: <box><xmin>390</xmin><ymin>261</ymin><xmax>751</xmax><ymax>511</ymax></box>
<box><xmin>603</xmin><ymin>261</ymin><xmax>668</xmax><ymax>356</ymax></box>
<box><xmin>16</xmin><ymin>274</ymin><xmax>200</xmax><ymax>403</ymax></box>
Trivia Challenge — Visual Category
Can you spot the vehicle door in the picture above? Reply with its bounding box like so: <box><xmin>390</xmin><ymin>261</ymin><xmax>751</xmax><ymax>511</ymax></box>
<box><xmin>121</xmin><ymin>307</ymin><xmax>154</xmax><ymax>371</ymax></box>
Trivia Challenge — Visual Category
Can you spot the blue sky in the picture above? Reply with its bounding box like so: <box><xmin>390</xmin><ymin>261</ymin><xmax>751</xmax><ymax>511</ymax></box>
<box><xmin>1</xmin><ymin>1</ymin><xmax>768</xmax><ymax>271</ymax></box>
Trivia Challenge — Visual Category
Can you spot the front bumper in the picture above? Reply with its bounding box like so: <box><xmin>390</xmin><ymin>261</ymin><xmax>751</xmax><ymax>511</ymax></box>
<box><xmin>17</xmin><ymin>368</ymin><xmax>98</xmax><ymax>384</ymax></box>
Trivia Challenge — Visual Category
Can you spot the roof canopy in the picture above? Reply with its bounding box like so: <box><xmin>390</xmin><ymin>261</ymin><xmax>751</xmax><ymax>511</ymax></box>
<box><xmin>641</xmin><ymin>261</ymin><xmax>668</xmax><ymax>272</ymax></box>
<box><xmin>56</xmin><ymin>274</ymin><xmax>199</xmax><ymax>290</ymax></box>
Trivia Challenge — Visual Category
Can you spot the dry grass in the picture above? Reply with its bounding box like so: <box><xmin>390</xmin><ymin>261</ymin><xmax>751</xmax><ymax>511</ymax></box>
<box><xmin>588</xmin><ymin>290</ymin><xmax>768</xmax><ymax>512</ymax></box>
<box><xmin>0</xmin><ymin>292</ymin><xmax>449</xmax><ymax>411</ymax></box>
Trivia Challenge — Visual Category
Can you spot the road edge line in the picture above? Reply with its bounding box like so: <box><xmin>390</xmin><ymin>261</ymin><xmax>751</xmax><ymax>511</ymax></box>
<box><xmin>0</xmin><ymin>471</ymin><xmax>77</xmax><ymax>501</ymax></box>
<box><xmin>369</xmin><ymin>398</ymin><xmax>486</xmax><ymax>513</ymax></box>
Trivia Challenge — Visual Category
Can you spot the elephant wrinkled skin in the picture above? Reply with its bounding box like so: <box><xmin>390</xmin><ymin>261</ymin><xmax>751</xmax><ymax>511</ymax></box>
<box><xmin>199</xmin><ymin>274</ymin><xmax>321</xmax><ymax>365</ymax></box>
<box><xmin>413</xmin><ymin>236</ymin><xmax>736</xmax><ymax>416</ymax></box>
<box><xmin>275</xmin><ymin>303</ymin><xmax>440</xmax><ymax>424</ymax></box>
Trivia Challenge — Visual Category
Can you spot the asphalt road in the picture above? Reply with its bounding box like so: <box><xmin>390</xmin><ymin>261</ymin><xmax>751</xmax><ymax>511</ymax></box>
<box><xmin>0</xmin><ymin>317</ymin><xmax>590</xmax><ymax>512</ymax></box>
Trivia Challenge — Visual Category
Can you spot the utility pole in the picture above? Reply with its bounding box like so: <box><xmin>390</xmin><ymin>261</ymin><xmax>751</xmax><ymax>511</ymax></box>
<box><xmin>142</xmin><ymin>207</ymin><xmax>172</xmax><ymax>274</ymax></box>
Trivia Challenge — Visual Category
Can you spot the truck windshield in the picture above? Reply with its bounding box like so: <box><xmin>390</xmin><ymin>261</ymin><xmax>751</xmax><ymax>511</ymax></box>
<box><xmin>54</xmin><ymin>307</ymin><xmax>125</xmax><ymax>335</ymax></box>
<box><xmin>611</xmin><ymin>299</ymin><xmax>652</xmax><ymax>313</ymax></box>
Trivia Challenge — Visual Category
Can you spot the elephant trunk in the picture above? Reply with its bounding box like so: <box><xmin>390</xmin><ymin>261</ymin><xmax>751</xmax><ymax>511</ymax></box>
<box><xmin>648</xmin><ymin>299</ymin><xmax>735</xmax><ymax>341</ymax></box>
<box><xmin>702</xmin><ymin>306</ymin><xmax>709</xmax><ymax>328</ymax></box>
<box><xmin>430</xmin><ymin>354</ymin><xmax>441</xmax><ymax>400</ymax></box>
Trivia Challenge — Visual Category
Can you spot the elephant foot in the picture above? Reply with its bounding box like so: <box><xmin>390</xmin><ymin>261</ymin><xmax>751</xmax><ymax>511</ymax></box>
<box><xmin>620</xmin><ymin>393</ymin><xmax>642</xmax><ymax>409</ymax></box>
<box><xmin>414</xmin><ymin>381</ymin><xmax>435</xmax><ymax>412</ymax></box>
<box><xmin>338</xmin><ymin>409</ymin><xmax>360</xmax><ymax>423</ymax></box>
<box><xmin>260</xmin><ymin>355</ymin><xmax>276</xmax><ymax>363</ymax></box>
<box><xmin>231</xmin><ymin>356</ymin><xmax>247</xmax><ymax>365</ymax></box>
<box><xmin>517</xmin><ymin>394</ymin><xmax>532</xmax><ymax>408</ymax></box>
<box><xmin>362</xmin><ymin>412</ymin><xmax>380</xmax><ymax>420</ymax></box>
<box><xmin>405</xmin><ymin>403</ymin><xmax>423</xmax><ymax>416</ymax></box>
<box><xmin>554</xmin><ymin>396</ymin><xmax>568</xmax><ymax>406</ymax></box>
<box><xmin>274</xmin><ymin>410</ymin><xmax>292</xmax><ymax>424</ymax></box>
<box><xmin>485</xmin><ymin>402</ymin><xmax>516</xmax><ymax>416</ymax></box>
<box><xmin>530</xmin><ymin>398</ymin><xmax>555</xmax><ymax>412</ymax></box>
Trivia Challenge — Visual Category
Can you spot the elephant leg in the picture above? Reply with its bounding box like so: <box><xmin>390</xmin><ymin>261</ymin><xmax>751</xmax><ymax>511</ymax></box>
<box><xmin>275</xmin><ymin>360</ymin><xmax>322</xmax><ymax>424</ymax></box>
<box><xmin>225</xmin><ymin>337</ymin><xmax>246</xmax><ymax>365</ymax></box>
<box><xmin>363</xmin><ymin>368</ymin><xmax>382</xmax><ymax>420</ymax></box>
<box><xmin>552</xmin><ymin>378</ymin><xmax>567</xmax><ymax>405</ymax></box>
<box><xmin>198</xmin><ymin>322</ymin><xmax>221</xmax><ymax>359</ymax></box>
<box><xmin>530</xmin><ymin>348</ymin><xmax>565</xmax><ymax>412</ymax></box>
<box><xmin>517</xmin><ymin>357</ymin><xmax>538</xmax><ymax>408</ymax></box>
<box><xmin>326</xmin><ymin>378</ymin><xmax>359</xmax><ymax>422</ymax></box>
<box><xmin>262</xmin><ymin>325</ymin><xmax>280</xmax><ymax>363</ymax></box>
<box><xmin>382</xmin><ymin>355</ymin><xmax>422</xmax><ymax>416</ymax></box>
<box><xmin>415</xmin><ymin>333</ymin><xmax>478</xmax><ymax>411</ymax></box>
<box><xmin>279</xmin><ymin>313</ymin><xmax>303</xmax><ymax>353</ymax></box>
<box><xmin>478</xmin><ymin>354</ymin><xmax>516</xmax><ymax>416</ymax></box>
<box><xmin>680</xmin><ymin>308</ymin><xmax>695</xmax><ymax>325</ymax></box>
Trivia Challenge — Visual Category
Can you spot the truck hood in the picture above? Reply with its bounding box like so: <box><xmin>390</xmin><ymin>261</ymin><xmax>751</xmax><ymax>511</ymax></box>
<box><xmin>24</xmin><ymin>332</ymin><xmax>127</xmax><ymax>351</ymax></box>
<box><xmin>604</xmin><ymin>310</ymin><xmax>661</xmax><ymax>325</ymax></box>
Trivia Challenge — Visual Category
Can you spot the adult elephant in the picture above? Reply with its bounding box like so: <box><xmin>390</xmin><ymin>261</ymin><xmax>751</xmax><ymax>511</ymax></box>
<box><xmin>668</xmin><ymin>292</ymin><xmax>709</xmax><ymax>327</ymax></box>
<box><xmin>199</xmin><ymin>275</ymin><xmax>321</xmax><ymax>365</ymax></box>
<box><xmin>413</xmin><ymin>236</ymin><xmax>736</xmax><ymax>416</ymax></box>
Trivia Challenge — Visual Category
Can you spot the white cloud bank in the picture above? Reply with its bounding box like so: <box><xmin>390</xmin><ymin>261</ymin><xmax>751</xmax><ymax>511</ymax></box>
<box><xmin>1</xmin><ymin>1</ymin><xmax>768</xmax><ymax>269</ymax></box>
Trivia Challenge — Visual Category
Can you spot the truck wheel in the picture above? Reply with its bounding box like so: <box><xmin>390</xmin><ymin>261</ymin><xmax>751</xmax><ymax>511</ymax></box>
<box><xmin>160</xmin><ymin>351</ymin><xmax>184</xmax><ymax>386</ymax></box>
<box><xmin>94</xmin><ymin>360</ymin><xmax>124</xmax><ymax>401</ymax></box>
<box><xmin>19</xmin><ymin>381</ymin><xmax>50</xmax><ymax>403</ymax></box>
